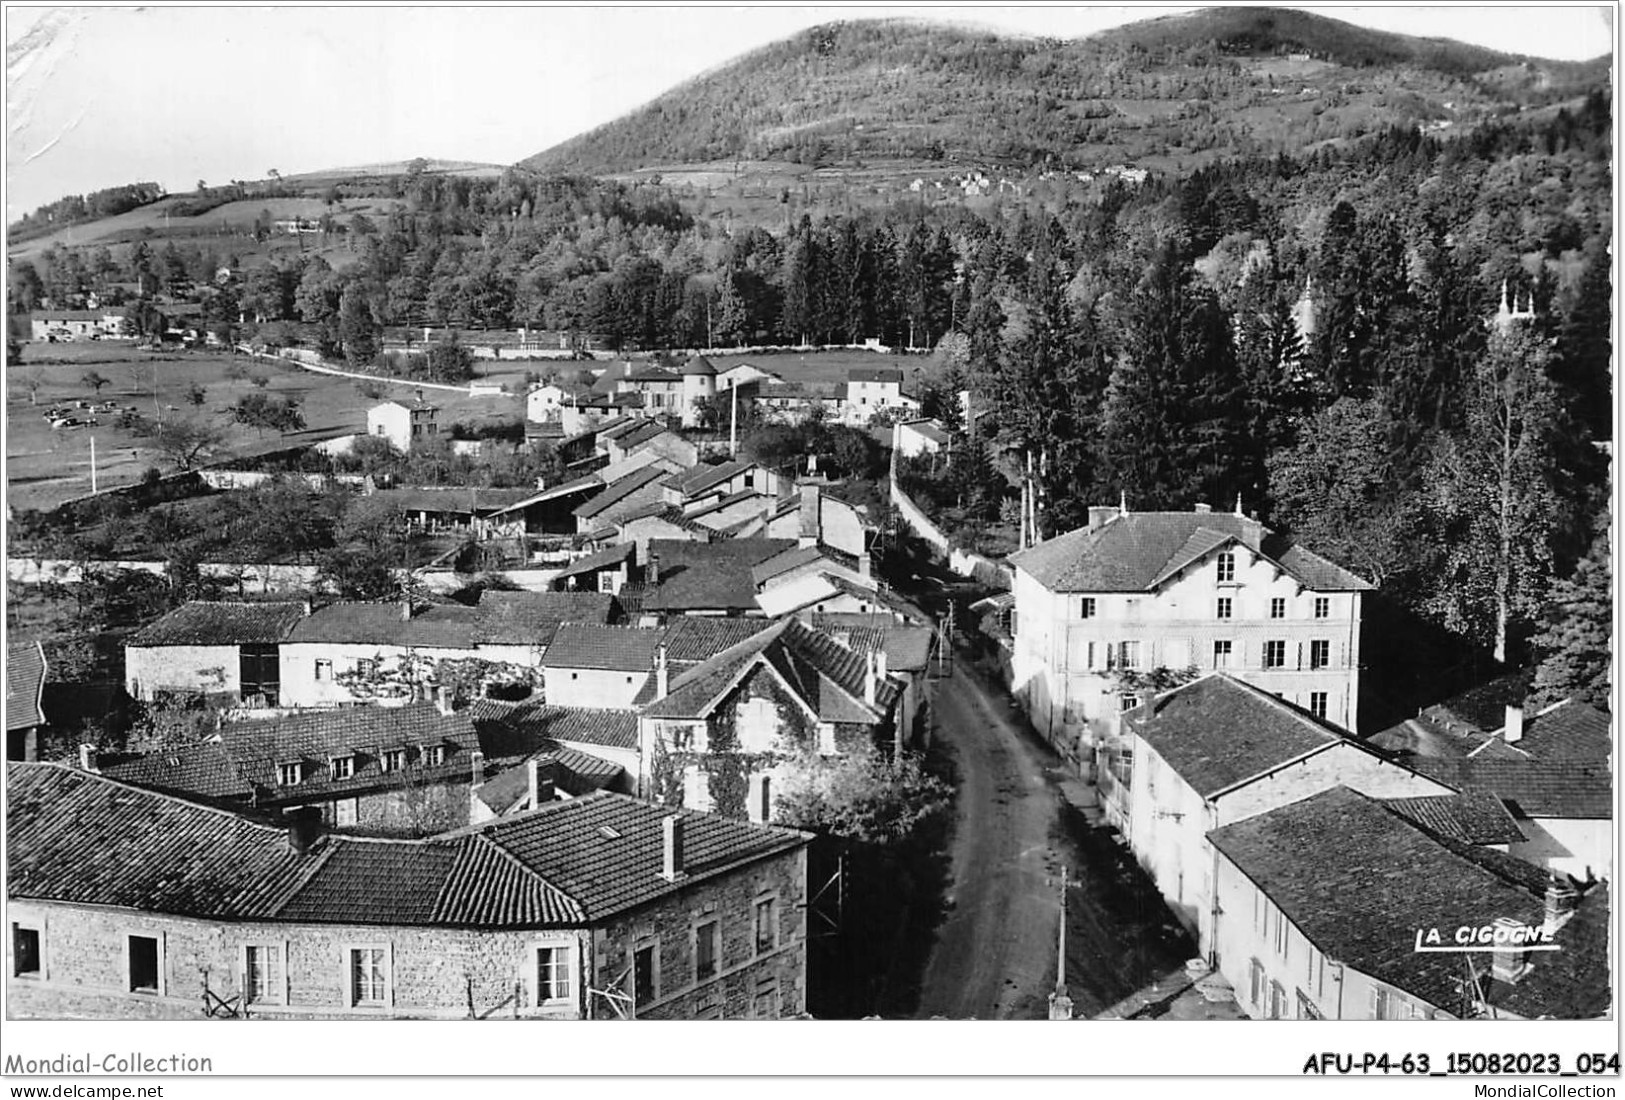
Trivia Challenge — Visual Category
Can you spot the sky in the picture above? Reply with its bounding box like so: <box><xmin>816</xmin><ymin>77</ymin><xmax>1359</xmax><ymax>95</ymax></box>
<box><xmin>4</xmin><ymin>4</ymin><xmax>1617</xmax><ymax>224</ymax></box>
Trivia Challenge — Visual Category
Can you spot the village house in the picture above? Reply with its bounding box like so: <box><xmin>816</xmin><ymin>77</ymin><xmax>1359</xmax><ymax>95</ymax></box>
<box><xmin>7</xmin><ymin>641</ymin><xmax>48</xmax><ymax>762</ymax></box>
<box><xmin>603</xmin><ymin>420</ymin><xmax>698</xmax><ymax>468</ymax></box>
<box><xmin>1108</xmin><ymin>674</ymin><xmax>1460</xmax><ymax>954</ymax></box>
<box><xmin>809</xmin><ymin>613</ymin><xmax>936</xmax><ymax>751</ymax></box>
<box><xmin>30</xmin><ymin>309</ymin><xmax>130</xmax><ymax>341</ymax></box>
<box><xmin>470</xmin><ymin>698</ymin><xmax>644</xmax><ymax>784</ymax></box>
<box><xmin>675</xmin><ymin>356</ymin><xmax>719</xmax><ymax>428</ymax></box>
<box><xmin>488</xmin><ymin>472</ymin><xmax>613</xmax><ymax>535</ymax></box>
<box><xmin>637</xmin><ymin>618</ymin><xmax>906</xmax><ymax>822</ymax></box>
<box><xmin>551</xmin><ymin>541</ymin><xmax>638</xmax><ymax>595</ymax></box>
<box><xmin>744</xmin><ymin>482</ymin><xmax>869</xmax><ymax>558</ymax></box>
<box><xmin>369</xmin><ymin>486</ymin><xmax>537</xmax><ymax>536</ymax></box>
<box><xmin>526</xmin><ymin>379</ymin><xmax>595</xmax><ymax>424</ymax></box>
<box><xmin>893</xmin><ymin>419</ymin><xmax>952</xmax><ymax>459</ymax></box>
<box><xmin>714</xmin><ymin>361</ymin><xmax>781</xmax><ymax>392</ymax></box>
<box><xmin>1007</xmin><ymin>502</ymin><xmax>1373</xmax><ymax>774</ymax></box>
<box><xmin>98</xmin><ymin>700</ymin><xmax>480</xmax><ymax>834</ymax></box>
<box><xmin>8</xmin><ymin>764</ymin><xmax>811</xmax><ymax>1020</ymax></box>
<box><xmin>125</xmin><ymin>601</ymin><xmax>308</xmax><ymax>706</ymax></box>
<box><xmin>617</xmin><ymin>364</ymin><xmax>685</xmax><ymax>418</ymax></box>
<box><xmin>1207</xmin><ymin>786</ymin><xmax>1610</xmax><ymax>1021</ymax></box>
<box><xmin>633</xmin><ymin>539</ymin><xmax>797</xmax><ymax>619</ymax></box>
<box><xmin>840</xmin><ymin>367</ymin><xmax>917</xmax><ymax>426</ymax></box>
<box><xmin>686</xmin><ymin>490</ymin><xmax>780</xmax><ymax>536</ymax></box>
<box><xmin>615</xmin><ymin>503</ymin><xmax>716</xmax><ymax>557</ymax></box>
<box><xmin>574</xmin><ymin>466</ymin><xmax>672</xmax><ymax>535</ymax></box>
<box><xmin>366</xmin><ymin>398</ymin><xmax>441</xmax><ymax>452</ymax></box>
<box><xmin>542</xmin><ymin>624</ymin><xmax>667</xmax><ymax>709</ymax></box>
<box><xmin>665</xmin><ymin>459</ymin><xmax>781</xmax><ymax>512</ymax></box>
<box><xmin>1370</xmin><ymin>696</ymin><xmax>1613</xmax><ymax>881</ymax></box>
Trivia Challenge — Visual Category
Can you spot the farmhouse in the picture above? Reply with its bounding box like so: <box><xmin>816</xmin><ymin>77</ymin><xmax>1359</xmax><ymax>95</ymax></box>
<box><xmin>125</xmin><ymin>601</ymin><xmax>308</xmax><ymax>705</ymax></box>
<box><xmin>30</xmin><ymin>310</ymin><xmax>130</xmax><ymax>341</ymax></box>
<box><xmin>366</xmin><ymin>399</ymin><xmax>441</xmax><ymax>452</ymax></box>
<box><xmin>8</xmin><ymin>764</ymin><xmax>811</xmax><ymax>1021</ymax></box>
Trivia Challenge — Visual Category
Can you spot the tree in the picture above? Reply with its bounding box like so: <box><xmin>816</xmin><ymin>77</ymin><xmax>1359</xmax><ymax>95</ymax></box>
<box><xmin>183</xmin><ymin>381</ymin><xmax>207</xmax><ymax>408</ymax></box>
<box><xmin>425</xmin><ymin>336</ymin><xmax>474</xmax><ymax>383</ymax></box>
<box><xmin>21</xmin><ymin>363</ymin><xmax>45</xmax><ymax>404</ymax></box>
<box><xmin>776</xmin><ymin>747</ymin><xmax>952</xmax><ymax>846</ymax></box>
<box><xmin>1528</xmin><ymin>510</ymin><xmax>1611</xmax><ymax>710</ymax></box>
<box><xmin>339</xmin><ymin>282</ymin><xmax>380</xmax><ymax>368</ymax></box>
<box><xmin>81</xmin><ymin>370</ymin><xmax>111</xmax><ymax>397</ymax></box>
<box><xmin>138</xmin><ymin>417</ymin><xmax>225</xmax><ymax>471</ymax></box>
<box><xmin>232</xmin><ymin>392</ymin><xmax>305</xmax><ymax>437</ymax></box>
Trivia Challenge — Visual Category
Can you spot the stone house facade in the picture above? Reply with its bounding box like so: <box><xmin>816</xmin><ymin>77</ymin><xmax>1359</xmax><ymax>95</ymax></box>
<box><xmin>7</xmin><ymin>764</ymin><xmax>809</xmax><ymax>1021</ymax></box>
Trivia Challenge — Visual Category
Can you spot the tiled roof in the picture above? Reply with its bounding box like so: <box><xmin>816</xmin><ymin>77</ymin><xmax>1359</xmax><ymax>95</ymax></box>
<box><xmin>473</xmin><ymin>748</ymin><xmax>627</xmax><ymax>813</ymax></box>
<box><xmin>751</xmin><ymin>544</ymin><xmax>858</xmax><ymax>587</ymax></box>
<box><xmin>1381</xmin><ymin>790</ymin><xmax>1527</xmax><ymax>846</ymax></box>
<box><xmin>1207</xmin><ymin>786</ymin><xmax>1609</xmax><ymax>1018</ymax></box>
<box><xmin>471</xmin><ymin>793</ymin><xmax>808</xmax><ymax>922</ymax></box>
<box><xmin>473</xmin><ymin>590</ymin><xmax>616</xmax><ymax>646</ymax></box>
<box><xmin>900</xmin><ymin>419</ymin><xmax>951</xmax><ymax>445</ymax></box>
<box><xmin>646</xmin><ymin>619</ymin><xmax>898</xmax><ymax>724</ymax></box>
<box><xmin>488</xmin><ymin>473</ymin><xmax>605</xmax><ymax>515</ymax></box>
<box><xmin>8</xmin><ymin>766</ymin><xmax>805</xmax><ymax>930</ymax></box>
<box><xmin>680</xmin><ymin>356</ymin><xmax>717</xmax><ymax>376</ymax></box>
<box><xmin>542</xmin><ymin>624</ymin><xmax>664</xmax><ymax>673</ymax></box>
<box><xmin>670</xmin><ymin>459</ymin><xmax>755</xmax><ymax>498</ymax></box>
<box><xmin>609</xmin><ymin>420</ymin><xmax>671</xmax><ymax>450</ymax></box>
<box><xmin>551</xmin><ymin>541</ymin><xmax>635</xmax><ymax>582</ymax></box>
<box><xmin>469</xmin><ymin>698</ymin><xmax>641</xmax><ymax>752</ymax></box>
<box><xmin>616</xmin><ymin>502</ymin><xmax>714</xmax><ymax>538</ymax></box>
<box><xmin>686</xmin><ymin>489</ymin><xmax>769</xmax><ymax>522</ymax></box>
<box><xmin>625</xmin><ymin>367</ymin><xmax>681</xmax><ymax>383</ymax></box>
<box><xmin>1008</xmin><ymin>511</ymin><xmax>1373</xmax><ymax>593</ymax></box>
<box><xmin>7</xmin><ymin>641</ymin><xmax>47</xmax><ymax>731</ymax></box>
<box><xmin>641</xmin><ymin>538</ymin><xmax>795</xmax><ymax>614</ymax></box>
<box><xmin>659</xmin><ymin>617</ymin><xmax>777</xmax><ymax>666</ymax></box>
<box><xmin>848</xmin><ymin>367</ymin><xmax>904</xmax><ymax>384</ymax></box>
<box><xmin>1513</xmin><ymin>700</ymin><xmax>1612</xmax><ymax>762</ymax></box>
<box><xmin>128</xmin><ymin>601</ymin><xmax>306</xmax><ymax>647</ymax></box>
<box><xmin>286</xmin><ymin>601</ymin><xmax>479</xmax><ymax>647</ymax></box>
<box><xmin>1370</xmin><ymin>696</ymin><xmax>1611</xmax><ymax>766</ymax></box>
<box><xmin>1127</xmin><ymin>674</ymin><xmax>1343</xmax><ymax>798</ymax></box>
<box><xmin>6</xmin><ymin>764</ymin><xmax>319</xmax><ymax>919</ymax></box>
<box><xmin>573</xmin><ymin>466</ymin><xmax>668</xmax><ymax>519</ymax></box>
<box><xmin>98</xmin><ymin>742</ymin><xmax>255</xmax><ymax>801</ymax></box>
<box><xmin>1404</xmin><ymin>758</ymin><xmax>1611</xmax><ymax>820</ymax></box>
<box><xmin>369</xmin><ymin>487</ymin><xmax>535</xmax><ymax>515</ymax></box>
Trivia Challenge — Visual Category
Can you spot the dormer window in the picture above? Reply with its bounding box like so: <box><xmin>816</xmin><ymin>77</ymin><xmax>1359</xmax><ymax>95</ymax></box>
<box><xmin>380</xmin><ymin>748</ymin><xmax>409</xmax><ymax>773</ymax></box>
<box><xmin>423</xmin><ymin>744</ymin><xmax>447</xmax><ymax>767</ymax></box>
<box><xmin>330</xmin><ymin>754</ymin><xmax>355</xmax><ymax>780</ymax></box>
<box><xmin>276</xmin><ymin>761</ymin><xmax>302</xmax><ymax>787</ymax></box>
<box><xmin>1216</xmin><ymin>552</ymin><xmax>1236</xmax><ymax>584</ymax></box>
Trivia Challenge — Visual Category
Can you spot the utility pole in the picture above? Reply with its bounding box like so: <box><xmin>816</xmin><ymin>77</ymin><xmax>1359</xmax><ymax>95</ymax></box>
<box><xmin>89</xmin><ymin>435</ymin><xmax>97</xmax><ymax>494</ymax></box>
<box><xmin>1048</xmin><ymin>866</ymin><xmax>1074</xmax><ymax>1020</ymax></box>
<box><xmin>729</xmin><ymin>382</ymin><xmax>738</xmax><ymax>458</ymax></box>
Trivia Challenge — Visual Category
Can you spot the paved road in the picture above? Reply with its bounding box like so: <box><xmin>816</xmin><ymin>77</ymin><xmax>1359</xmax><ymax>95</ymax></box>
<box><xmin>914</xmin><ymin>650</ymin><xmax>1068</xmax><ymax>1019</ymax></box>
<box><xmin>914</xmin><ymin>646</ymin><xmax>1198</xmax><ymax>1020</ymax></box>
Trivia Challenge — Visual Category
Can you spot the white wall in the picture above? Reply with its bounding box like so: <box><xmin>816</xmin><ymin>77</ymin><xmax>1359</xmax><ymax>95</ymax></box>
<box><xmin>546</xmin><ymin>667</ymin><xmax>651</xmax><ymax>710</ymax></box>
<box><xmin>1510</xmin><ymin>817</ymin><xmax>1613</xmax><ymax>883</ymax></box>
<box><xmin>126</xmin><ymin>645</ymin><xmax>241</xmax><ymax>700</ymax></box>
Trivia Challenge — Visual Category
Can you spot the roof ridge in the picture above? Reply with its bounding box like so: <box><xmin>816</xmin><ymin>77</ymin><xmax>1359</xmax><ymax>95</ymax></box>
<box><xmin>24</xmin><ymin>761</ymin><xmax>294</xmax><ymax>833</ymax></box>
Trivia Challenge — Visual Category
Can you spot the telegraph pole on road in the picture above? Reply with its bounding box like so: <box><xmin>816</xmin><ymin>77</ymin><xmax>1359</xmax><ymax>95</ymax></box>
<box><xmin>1049</xmin><ymin>866</ymin><xmax>1074</xmax><ymax>1020</ymax></box>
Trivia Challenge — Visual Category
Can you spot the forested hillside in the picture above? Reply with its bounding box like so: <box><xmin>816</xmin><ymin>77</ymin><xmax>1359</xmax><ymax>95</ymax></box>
<box><xmin>521</xmin><ymin>9</ymin><xmax>1607</xmax><ymax>174</ymax></box>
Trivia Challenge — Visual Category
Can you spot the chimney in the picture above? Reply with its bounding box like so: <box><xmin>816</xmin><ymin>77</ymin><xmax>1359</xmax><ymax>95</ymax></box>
<box><xmin>876</xmin><ymin>647</ymin><xmax>887</xmax><ymax>681</ymax></box>
<box><xmin>798</xmin><ymin>483</ymin><xmax>820</xmax><ymax>547</ymax></box>
<box><xmin>471</xmin><ymin>750</ymin><xmax>486</xmax><ymax>788</ymax></box>
<box><xmin>661</xmin><ymin>814</ymin><xmax>686</xmax><ymax>881</ymax></box>
<box><xmin>1087</xmin><ymin>505</ymin><xmax>1119</xmax><ymax>532</ymax></box>
<box><xmin>1489</xmin><ymin>917</ymin><xmax>1530</xmax><ymax>984</ymax></box>
<box><xmin>78</xmin><ymin>744</ymin><xmax>99</xmax><ymax>773</ymax></box>
<box><xmin>1234</xmin><ymin>494</ymin><xmax>1245</xmax><ymax>517</ymax></box>
<box><xmin>415</xmin><ymin>387</ymin><xmax>425</xmax><ymax>405</ymax></box>
<box><xmin>1504</xmin><ymin>704</ymin><xmax>1525</xmax><ymax>745</ymax></box>
<box><xmin>1193</xmin><ymin>502</ymin><xmax>1211</xmax><ymax>514</ymax></box>
<box><xmin>434</xmin><ymin>685</ymin><xmax>455</xmax><ymax>716</ymax></box>
<box><xmin>526</xmin><ymin>758</ymin><xmax>557</xmax><ymax>809</ymax></box>
<box><xmin>864</xmin><ymin>652</ymin><xmax>877</xmax><ymax>706</ymax></box>
<box><xmin>285</xmin><ymin>806</ymin><xmax>323</xmax><ymax>856</ymax></box>
<box><xmin>647</xmin><ymin>551</ymin><xmax>661</xmax><ymax>587</ymax></box>
<box><xmin>858</xmin><ymin>552</ymin><xmax>872</xmax><ymax>583</ymax></box>
<box><xmin>654</xmin><ymin>644</ymin><xmax>669</xmax><ymax>700</ymax></box>
<box><xmin>1543</xmin><ymin>875</ymin><xmax>1577</xmax><ymax>936</ymax></box>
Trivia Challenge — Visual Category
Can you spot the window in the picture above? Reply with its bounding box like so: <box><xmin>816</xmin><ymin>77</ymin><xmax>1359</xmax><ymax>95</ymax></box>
<box><xmin>424</xmin><ymin>744</ymin><xmax>447</xmax><ymax>767</ymax></box>
<box><xmin>1213</xmin><ymin>640</ymin><xmax>1233</xmax><ymax>668</ymax></box>
<box><xmin>1274</xmin><ymin>909</ymin><xmax>1289</xmax><ymax>960</ymax></box>
<box><xmin>1369</xmin><ymin>986</ymin><xmax>1391</xmax><ymax>1020</ymax></box>
<box><xmin>1309</xmin><ymin>692</ymin><xmax>1329</xmax><ymax>720</ymax></box>
<box><xmin>1120</xmin><ymin>694</ymin><xmax>1140</xmax><ymax>712</ymax></box>
<box><xmin>12</xmin><ymin>925</ymin><xmax>41</xmax><ymax>978</ymax></box>
<box><xmin>758</xmin><ymin>775</ymin><xmax>773</xmax><ymax>822</ymax></box>
<box><xmin>754</xmin><ymin>897</ymin><xmax>779</xmax><ymax>955</ymax></box>
<box><xmin>1270</xmin><ymin>597</ymin><xmax>1286</xmax><ymax>619</ymax></box>
<box><xmin>1264</xmin><ymin>640</ymin><xmax>1287</xmax><ymax>669</ymax></box>
<box><xmin>1314</xmin><ymin>597</ymin><xmax>1330</xmax><ymax>619</ymax></box>
<box><xmin>314</xmin><ymin>659</ymin><xmax>333</xmax><ymax>681</ymax></box>
<box><xmin>1216</xmin><ymin>552</ymin><xmax>1235</xmax><ymax>583</ymax></box>
<box><xmin>426</xmin><ymin>423</ymin><xmax>437</xmax><ymax>435</ymax></box>
<box><xmin>356</xmin><ymin>658</ymin><xmax>377</xmax><ymax>678</ymax></box>
<box><xmin>349</xmin><ymin>947</ymin><xmax>388</xmax><ymax>1007</ymax></box>
<box><xmin>335</xmin><ymin>798</ymin><xmax>358</xmax><ymax>827</ymax></box>
<box><xmin>535</xmin><ymin>944</ymin><xmax>574</xmax><ymax>1005</ymax></box>
<box><xmin>276</xmin><ymin>761</ymin><xmax>302</xmax><ymax>787</ymax></box>
<box><xmin>1309</xmin><ymin>640</ymin><xmax>1330</xmax><ymax>670</ymax></box>
<box><xmin>1216</xmin><ymin>597</ymin><xmax>1233</xmax><ymax>620</ymax></box>
<box><xmin>1118</xmin><ymin>641</ymin><xmax>1141</xmax><ymax>670</ymax></box>
<box><xmin>128</xmin><ymin>934</ymin><xmax>160</xmax><ymax>994</ymax></box>
<box><xmin>330</xmin><ymin>755</ymin><xmax>354</xmax><ymax>780</ymax></box>
<box><xmin>244</xmin><ymin>945</ymin><xmax>283</xmax><ymax>1005</ymax></box>
<box><xmin>381</xmin><ymin>748</ymin><xmax>408</xmax><ymax>773</ymax></box>
<box><xmin>695</xmin><ymin>921</ymin><xmax>719</xmax><ymax>982</ymax></box>
<box><xmin>1269</xmin><ymin>980</ymin><xmax>1287</xmax><ymax>1020</ymax></box>
<box><xmin>1078</xmin><ymin>597</ymin><xmax>1096</xmax><ymax>619</ymax></box>
<box><xmin>1249</xmin><ymin>958</ymin><xmax>1265</xmax><ymax>1006</ymax></box>
<box><xmin>633</xmin><ymin>944</ymin><xmax>657</xmax><ymax>1007</ymax></box>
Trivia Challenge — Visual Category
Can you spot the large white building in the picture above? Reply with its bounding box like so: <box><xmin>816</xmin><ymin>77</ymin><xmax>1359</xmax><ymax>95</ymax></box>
<box><xmin>1007</xmin><ymin>503</ymin><xmax>1374</xmax><ymax>774</ymax></box>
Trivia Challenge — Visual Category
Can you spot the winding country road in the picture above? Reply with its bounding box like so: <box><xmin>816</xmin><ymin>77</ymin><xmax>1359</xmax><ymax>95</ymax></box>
<box><xmin>914</xmin><ymin>650</ymin><xmax>1069</xmax><ymax>1019</ymax></box>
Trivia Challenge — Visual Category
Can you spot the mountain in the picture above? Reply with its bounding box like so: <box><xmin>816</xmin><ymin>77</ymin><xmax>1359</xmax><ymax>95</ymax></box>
<box><xmin>520</xmin><ymin>8</ymin><xmax>1609</xmax><ymax>176</ymax></box>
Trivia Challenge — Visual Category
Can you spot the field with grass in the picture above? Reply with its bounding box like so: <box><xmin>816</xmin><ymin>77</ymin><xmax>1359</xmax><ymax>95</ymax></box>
<box><xmin>6</xmin><ymin>343</ymin><xmax>527</xmax><ymax>513</ymax></box>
